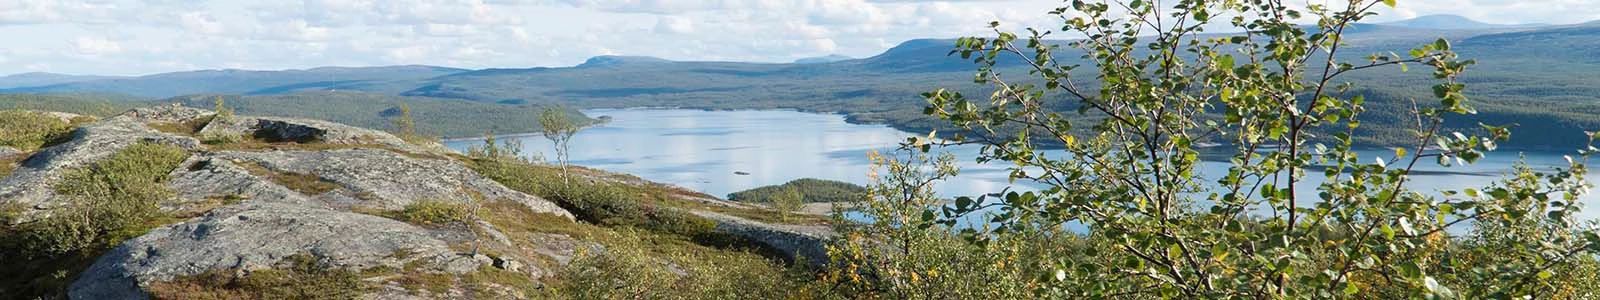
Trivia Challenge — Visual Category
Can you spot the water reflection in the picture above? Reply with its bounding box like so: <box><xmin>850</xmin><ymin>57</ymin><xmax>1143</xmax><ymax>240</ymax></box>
<box><xmin>444</xmin><ymin>108</ymin><xmax>1599</xmax><ymax>223</ymax></box>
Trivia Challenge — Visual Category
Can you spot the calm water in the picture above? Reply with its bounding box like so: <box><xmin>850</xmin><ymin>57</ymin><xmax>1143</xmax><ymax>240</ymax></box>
<box><xmin>445</xmin><ymin>108</ymin><xmax>1600</xmax><ymax>222</ymax></box>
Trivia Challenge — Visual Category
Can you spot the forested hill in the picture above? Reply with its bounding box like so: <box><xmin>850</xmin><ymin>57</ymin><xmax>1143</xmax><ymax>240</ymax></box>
<box><xmin>3</xmin><ymin>16</ymin><xmax>1599</xmax><ymax>148</ymax></box>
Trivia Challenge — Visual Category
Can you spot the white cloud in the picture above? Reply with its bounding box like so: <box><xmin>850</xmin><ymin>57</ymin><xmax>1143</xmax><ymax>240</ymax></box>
<box><xmin>0</xmin><ymin>0</ymin><xmax>1589</xmax><ymax>76</ymax></box>
<box><xmin>655</xmin><ymin>15</ymin><xmax>694</xmax><ymax>34</ymax></box>
<box><xmin>72</xmin><ymin>36</ymin><xmax>123</xmax><ymax>55</ymax></box>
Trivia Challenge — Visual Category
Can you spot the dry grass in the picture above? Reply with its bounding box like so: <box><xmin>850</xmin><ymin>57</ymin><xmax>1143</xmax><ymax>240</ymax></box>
<box><xmin>237</xmin><ymin>162</ymin><xmax>340</xmax><ymax>196</ymax></box>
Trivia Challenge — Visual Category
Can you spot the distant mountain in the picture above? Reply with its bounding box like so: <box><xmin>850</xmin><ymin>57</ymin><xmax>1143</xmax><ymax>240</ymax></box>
<box><xmin>0</xmin><ymin>72</ymin><xmax>122</xmax><ymax>89</ymax></box>
<box><xmin>577</xmin><ymin>56</ymin><xmax>673</xmax><ymax>68</ymax></box>
<box><xmin>794</xmin><ymin>55</ymin><xmax>853</xmax><ymax>64</ymax></box>
<box><xmin>0</xmin><ymin>65</ymin><xmax>468</xmax><ymax>98</ymax></box>
<box><xmin>1379</xmin><ymin>14</ymin><xmax>1538</xmax><ymax>30</ymax></box>
<box><xmin>7</xmin><ymin>24</ymin><xmax>1600</xmax><ymax>148</ymax></box>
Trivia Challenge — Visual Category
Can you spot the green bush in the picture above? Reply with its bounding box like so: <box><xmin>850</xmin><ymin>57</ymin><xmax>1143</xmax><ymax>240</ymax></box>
<box><xmin>728</xmin><ymin>178</ymin><xmax>866</xmax><ymax>203</ymax></box>
<box><xmin>0</xmin><ymin>109</ymin><xmax>74</xmax><ymax>151</ymax></box>
<box><xmin>0</xmin><ymin>141</ymin><xmax>189</xmax><ymax>298</ymax></box>
<box><xmin>388</xmin><ymin>200</ymin><xmax>471</xmax><ymax>225</ymax></box>
<box><xmin>26</xmin><ymin>142</ymin><xmax>189</xmax><ymax>257</ymax></box>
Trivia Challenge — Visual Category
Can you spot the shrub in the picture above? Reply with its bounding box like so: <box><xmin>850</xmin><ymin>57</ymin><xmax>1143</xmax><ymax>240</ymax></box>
<box><xmin>388</xmin><ymin>200</ymin><xmax>472</xmax><ymax>225</ymax></box>
<box><xmin>770</xmin><ymin>187</ymin><xmax>804</xmax><ymax>221</ymax></box>
<box><xmin>26</xmin><ymin>142</ymin><xmax>189</xmax><ymax>257</ymax></box>
<box><xmin>0</xmin><ymin>109</ymin><xmax>74</xmax><ymax>151</ymax></box>
<box><xmin>0</xmin><ymin>141</ymin><xmax>189</xmax><ymax>298</ymax></box>
<box><xmin>881</xmin><ymin>0</ymin><xmax>1600</xmax><ymax>297</ymax></box>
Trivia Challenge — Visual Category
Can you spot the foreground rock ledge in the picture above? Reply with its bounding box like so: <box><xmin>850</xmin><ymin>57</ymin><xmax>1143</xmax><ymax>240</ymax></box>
<box><xmin>69</xmin><ymin>203</ymin><xmax>476</xmax><ymax>300</ymax></box>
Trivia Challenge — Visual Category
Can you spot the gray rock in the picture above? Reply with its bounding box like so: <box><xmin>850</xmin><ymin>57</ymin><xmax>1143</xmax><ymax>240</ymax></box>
<box><xmin>68</xmin><ymin>202</ymin><xmax>475</xmax><ymax>300</ymax></box>
<box><xmin>216</xmin><ymin>149</ymin><xmax>571</xmax><ymax>219</ymax></box>
<box><xmin>116</xmin><ymin>104</ymin><xmax>212</xmax><ymax>124</ymax></box>
<box><xmin>0</xmin><ymin>146</ymin><xmax>20</xmax><ymax>159</ymax></box>
<box><xmin>165</xmin><ymin>155</ymin><xmax>319</xmax><ymax>207</ymax></box>
<box><xmin>690</xmin><ymin>210</ymin><xmax>836</xmax><ymax>267</ymax></box>
<box><xmin>493</xmin><ymin>256</ymin><xmax>523</xmax><ymax>273</ymax></box>
<box><xmin>199</xmin><ymin>115</ymin><xmax>434</xmax><ymax>154</ymax></box>
<box><xmin>0</xmin><ymin>118</ymin><xmax>201</xmax><ymax>223</ymax></box>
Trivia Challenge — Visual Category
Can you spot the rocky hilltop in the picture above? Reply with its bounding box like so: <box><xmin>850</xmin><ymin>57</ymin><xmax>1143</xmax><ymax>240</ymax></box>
<box><xmin>0</xmin><ymin>105</ymin><xmax>833</xmax><ymax>299</ymax></box>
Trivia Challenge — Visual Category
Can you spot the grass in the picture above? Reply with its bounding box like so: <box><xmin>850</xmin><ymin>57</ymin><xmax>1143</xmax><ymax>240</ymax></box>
<box><xmin>145</xmin><ymin>254</ymin><xmax>370</xmax><ymax>300</ymax></box>
<box><xmin>370</xmin><ymin>200</ymin><xmax>473</xmax><ymax>226</ymax></box>
<box><xmin>473</xmin><ymin>199</ymin><xmax>814</xmax><ymax>299</ymax></box>
<box><xmin>236</xmin><ymin>162</ymin><xmax>340</xmax><ymax>196</ymax></box>
<box><xmin>0</xmin><ymin>154</ymin><xmax>22</xmax><ymax>179</ymax></box>
<box><xmin>147</xmin><ymin>114</ymin><xmax>216</xmax><ymax>136</ymax></box>
<box><xmin>0</xmin><ymin>142</ymin><xmax>190</xmax><ymax>299</ymax></box>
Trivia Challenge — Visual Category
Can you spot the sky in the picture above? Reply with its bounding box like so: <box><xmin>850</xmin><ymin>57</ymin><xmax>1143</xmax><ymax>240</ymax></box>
<box><xmin>0</xmin><ymin>0</ymin><xmax>1596</xmax><ymax>76</ymax></box>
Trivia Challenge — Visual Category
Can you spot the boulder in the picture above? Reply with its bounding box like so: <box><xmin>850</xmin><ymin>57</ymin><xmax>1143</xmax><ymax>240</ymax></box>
<box><xmin>215</xmin><ymin>149</ymin><xmax>572</xmax><ymax>219</ymax></box>
<box><xmin>690</xmin><ymin>210</ymin><xmax>836</xmax><ymax>267</ymax></box>
<box><xmin>69</xmin><ymin>202</ymin><xmax>478</xmax><ymax>300</ymax></box>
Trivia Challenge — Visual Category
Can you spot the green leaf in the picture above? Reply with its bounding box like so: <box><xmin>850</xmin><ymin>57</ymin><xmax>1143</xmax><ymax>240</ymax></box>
<box><xmin>1382</xmin><ymin>0</ymin><xmax>1396</xmax><ymax>8</ymax></box>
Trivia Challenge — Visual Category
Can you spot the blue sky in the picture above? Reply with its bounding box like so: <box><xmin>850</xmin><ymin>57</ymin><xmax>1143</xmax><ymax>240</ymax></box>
<box><xmin>0</xmin><ymin>0</ymin><xmax>1594</xmax><ymax>76</ymax></box>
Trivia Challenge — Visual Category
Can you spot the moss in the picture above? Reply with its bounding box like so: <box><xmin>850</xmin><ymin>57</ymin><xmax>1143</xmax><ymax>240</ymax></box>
<box><xmin>0</xmin><ymin>142</ymin><xmax>190</xmax><ymax>299</ymax></box>
<box><xmin>146</xmin><ymin>254</ymin><xmax>370</xmax><ymax>300</ymax></box>
<box><xmin>237</xmin><ymin>162</ymin><xmax>339</xmax><ymax>196</ymax></box>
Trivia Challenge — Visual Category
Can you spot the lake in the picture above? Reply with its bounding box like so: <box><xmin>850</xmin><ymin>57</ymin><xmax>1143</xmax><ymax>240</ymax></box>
<box><xmin>444</xmin><ymin>108</ymin><xmax>1600</xmax><ymax>222</ymax></box>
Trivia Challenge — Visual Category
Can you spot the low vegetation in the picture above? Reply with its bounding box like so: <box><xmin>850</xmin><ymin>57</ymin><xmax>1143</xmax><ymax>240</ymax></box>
<box><xmin>552</xmin><ymin>228</ymin><xmax>814</xmax><ymax>299</ymax></box>
<box><xmin>0</xmin><ymin>109</ymin><xmax>77</xmax><ymax>151</ymax></box>
<box><xmin>146</xmin><ymin>254</ymin><xmax>369</xmax><ymax>300</ymax></box>
<box><xmin>727</xmin><ymin>178</ymin><xmax>867</xmax><ymax>203</ymax></box>
<box><xmin>0</xmin><ymin>142</ymin><xmax>190</xmax><ymax>298</ymax></box>
<box><xmin>384</xmin><ymin>200</ymin><xmax>472</xmax><ymax>226</ymax></box>
<box><xmin>463</xmin><ymin>145</ymin><xmax>829</xmax><ymax>298</ymax></box>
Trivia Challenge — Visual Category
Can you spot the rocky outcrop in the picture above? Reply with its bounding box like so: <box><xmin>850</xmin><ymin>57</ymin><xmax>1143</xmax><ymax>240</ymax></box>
<box><xmin>213</xmin><ymin>149</ymin><xmax>572</xmax><ymax>218</ymax></box>
<box><xmin>199</xmin><ymin>114</ymin><xmax>435</xmax><ymax>154</ymax></box>
<box><xmin>69</xmin><ymin>203</ymin><xmax>481</xmax><ymax>300</ymax></box>
<box><xmin>0</xmin><ymin>105</ymin><xmax>577</xmax><ymax>299</ymax></box>
<box><xmin>0</xmin><ymin>117</ymin><xmax>201</xmax><ymax>223</ymax></box>
<box><xmin>690</xmin><ymin>210</ymin><xmax>836</xmax><ymax>266</ymax></box>
<box><xmin>5</xmin><ymin>105</ymin><xmax>838</xmax><ymax>299</ymax></box>
<box><xmin>117</xmin><ymin>105</ymin><xmax>211</xmax><ymax>124</ymax></box>
<box><xmin>165</xmin><ymin>156</ymin><xmax>318</xmax><ymax>207</ymax></box>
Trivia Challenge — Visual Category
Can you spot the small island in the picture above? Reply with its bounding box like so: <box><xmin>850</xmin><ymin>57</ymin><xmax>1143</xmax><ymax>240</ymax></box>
<box><xmin>728</xmin><ymin>178</ymin><xmax>867</xmax><ymax>203</ymax></box>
